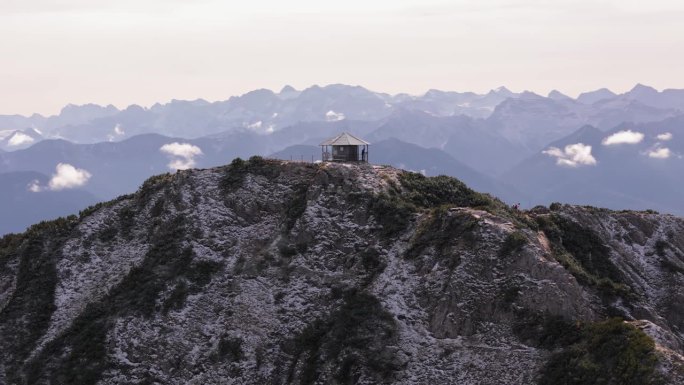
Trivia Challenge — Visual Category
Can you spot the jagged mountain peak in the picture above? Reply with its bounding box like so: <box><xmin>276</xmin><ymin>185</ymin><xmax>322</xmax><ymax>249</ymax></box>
<box><xmin>548</xmin><ymin>89</ymin><xmax>572</xmax><ymax>100</ymax></box>
<box><xmin>279</xmin><ymin>85</ymin><xmax>297</xmax><ymax>94</ymax></box>
<box><xmin>1</xmin><ymin>159</ymin><xmax>683</xmax><ymax>384</ymax></box>
<box><xmin>630</xmin><ymin>83</ymin><xmax>658</xmax><ymax>93</ymax></box>
<box><xmin>577</xmin><ymin>88</ymin><xmax>618</xmax><ymax>104</ymax></box>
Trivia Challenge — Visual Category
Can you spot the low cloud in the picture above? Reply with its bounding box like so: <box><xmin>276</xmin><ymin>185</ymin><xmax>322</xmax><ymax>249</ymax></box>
<box><xmin>160</xmin><ymin>142</ymin><xmax>203</xmax><ymax>170</ymax></box>
<box><xmin>246</xmin><ymin>121</ymin><xmax>262</xmax><ymax>130</ymax></box>
<box><xmin>543</xmin><ymin>143</ymin><xmax>597</xmax><ymax>167</ymax></box>
<box><xmin>602</xmin><ymin>130</ymin><xmax>644</xmax><ymax>146</ymax></box>
<box><xmin>325</xmin><ymin>110</ymin><xmax>345</xmax><ymax>122</ymax></box>
<box><xmin>27</xmin><ymin>180</ymin><xmax>42</xmax><ymax>192</ymax></box>
<box><xmin>656</xmin><ymin>132</ymin><xmax>673</xmax><ymax>141</ymax></box>
<box><xmin>30</xmin><ymin>163</ymin><xmax>93</xmax><ymax>191</ymax></box>
<box><xmin>8</xmin><ymin>132</ymin><xmax>35</xmax><ymax>147</ymax></box>
<box><xmin>107</xmin><ymin>123</ymin><xmax>125</xmax><ymax>141</ymax></box>
<box><xmin>648</xmin><ymin>147</ymin><xmax>671</xmax><ymax>159</ymax></box>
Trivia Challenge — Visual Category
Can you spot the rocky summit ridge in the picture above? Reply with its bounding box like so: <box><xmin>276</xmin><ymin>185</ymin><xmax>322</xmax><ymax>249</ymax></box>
<box><xmin>1</xmin><ymin>158</ymin><xmax>683</xmax><ymax>384</ymax></box>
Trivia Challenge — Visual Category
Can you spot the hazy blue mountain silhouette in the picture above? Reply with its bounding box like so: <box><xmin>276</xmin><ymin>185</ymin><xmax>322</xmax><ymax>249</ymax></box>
<box><xmin>271</xmin><ymin>138</ymin><xmax>526</xmax><ymax>204</ymax></box>
<box><xmin>0</xmin><ymin>171</ymin><xmax>99</xmax><ymax>235</ymax></box>
<box><xmin>503</xmin><ymin>117</ymin><xmax>684</xmax><ymax>214</ymax></box>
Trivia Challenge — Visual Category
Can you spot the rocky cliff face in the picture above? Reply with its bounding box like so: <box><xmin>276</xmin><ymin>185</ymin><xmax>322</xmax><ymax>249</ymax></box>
<box><xmin>1</xmin><ymin>158</ymin><xmax>683</xmax><ymax>385</ymax></box>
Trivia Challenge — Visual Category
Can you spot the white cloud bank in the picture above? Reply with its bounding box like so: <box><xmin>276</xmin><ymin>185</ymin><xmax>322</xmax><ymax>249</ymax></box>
<box><xmin>656</xmin><ymin>132</ymin><xmax>673</xmax><ymax>141</ymax></box>
<box><xmin>49</xmin><ymin>163</ymin><xmax>92</xmax><ymax>190</ymax></box>
<box><xmin>326</xmin><ymin>110</ymin><xmax>345</xmax><ymax>122</ymax></box>
<box><xmin>8</xmin><ymin>132</ymin><xmax>35</xmax><ymax>147</ymax></box>
<box><xmin>543</xmin><ymin>143</ymin><xmax>597</xmax><ymax>167</ymax></box>
<box><xmin>29</xmin><ymin>163</ymin><xmax>93</xmax><ymax>192</ymax></box>
<box><xmin>602</xmin><ymin>130</ymin><xmax>644</xmax><ymax>146</ymax></box>
<box><xmin>160</xmin><ymin>142</ymin><xmax>203</xmax><ymax>170</ymax></box>
<box><xmin>648</xmin><ymin>147</ymin><xmax>671</xmax><ymax>159</ymax></box>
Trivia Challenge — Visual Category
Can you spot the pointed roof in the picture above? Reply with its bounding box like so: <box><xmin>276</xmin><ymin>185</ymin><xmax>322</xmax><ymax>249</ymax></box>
<box><xmin>320</xmin><ymin>132</ymin><xmax>370</xmax><ymax>146</ymax></box>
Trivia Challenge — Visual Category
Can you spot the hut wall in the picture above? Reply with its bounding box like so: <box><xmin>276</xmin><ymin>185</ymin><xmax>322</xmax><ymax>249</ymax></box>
<box><xmin>332</xmin><ymin>145</ymin><xmax>359</xmax><ymax>161</ymax></box>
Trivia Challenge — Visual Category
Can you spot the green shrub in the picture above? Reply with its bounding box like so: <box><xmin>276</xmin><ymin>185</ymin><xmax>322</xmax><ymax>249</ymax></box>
<box><xmin>398</xmin><ymin>172</ymin><xmax>492</xmax><ymax>208</ymax></box>
<box><xmin>536</xmin><ymin>214</ymin><xmax>630</xmax><ymax>298</ymax></box>
<box><xmin>406</xmin><ymin>209</ymin><xmax>478</xmax><ymax>268</ymax></box>
<box><xmin>499</xmin><ymin>231</ymin><xmax>528</xmax><ymax>257</ymax></box>
<box><xmin>97</xmin><ymin>225</ymin><xmax>118</xmax><ymax>243</ymax></box>
<box><xmin>218</xmin><ymin>337</ymin><xmax>244</xmax><ymax>362</ymax></box>
<box><xmin>220</xmin><ymin>156</ymin><xmax>282</xmax><ymax>193</ymax></box>
<box><xmin>539</xmin><ymin>318</ymin><xmax>659</xmax><ymax>385</ymax></box>
<box><xmin>369</xmin><ymin>193</ymin><xmax>417</xmax><ymax>236</ymax></box>
<box><xmin>654</xmin><ymin>239</ymin><xmax>669</xmax><ymax>257</ymax></box>
<box><xmin>549</xmin><ymin>202</ymin><xmax>563</xmax><ymax>211</ymax></box>
<box><xmin>288</xmin><ymin>290</ymin><xmax>399</xmax><ymax>384</ymax></box>
<box><xmin>284</xmin><ymin>184</ymin><xmax>309</xmax><ymax>231</ymax></box>
<box><xmin>231</xmin><ymin>157</ymin><xmax>245</xmax><ymax>167</ymax></box>
<box><xmin>162</xmin><ymin>281</ymin><xmax>190</xmax><ymax>313</ymax></box>
<box><xmin>118</xmin><ymin>206</ymin><xmax>136</xmax><ymax>237</ymax></box>
<box><xmin>514</xmin><ymin>313</ymin><xmax>582</xmax><ymax>350</ymax></box>
<box><xmin>149</xmin><ymin>198</ymin><xmax>165</xmax><ymax>218</ymax></box>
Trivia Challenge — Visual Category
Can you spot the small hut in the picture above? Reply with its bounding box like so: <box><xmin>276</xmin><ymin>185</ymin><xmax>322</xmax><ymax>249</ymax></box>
<box><xmin>320</xmin><ymin>132</ymin><xmax>370</xmax><ymax>162</ymax></box>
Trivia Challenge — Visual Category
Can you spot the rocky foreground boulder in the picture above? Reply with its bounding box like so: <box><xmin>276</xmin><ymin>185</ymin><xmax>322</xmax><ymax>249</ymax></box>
<box><xmin>1</xmin><ymin>158</ymin><xmax>683</xmax><ymax>384</ymax></box>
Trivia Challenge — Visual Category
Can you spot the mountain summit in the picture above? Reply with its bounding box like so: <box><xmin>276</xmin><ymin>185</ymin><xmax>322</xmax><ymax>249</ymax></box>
<box><xmin>1</xmin><ymin>159</ymin><xmax>683</xmax><ymax>384</ymax></box>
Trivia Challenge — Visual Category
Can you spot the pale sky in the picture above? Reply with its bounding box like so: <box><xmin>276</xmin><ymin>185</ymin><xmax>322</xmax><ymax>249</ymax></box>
<box><xmin>2</xmin><ymin>0</ymin><xmax>684</xmax><ymax>115</ymax></box>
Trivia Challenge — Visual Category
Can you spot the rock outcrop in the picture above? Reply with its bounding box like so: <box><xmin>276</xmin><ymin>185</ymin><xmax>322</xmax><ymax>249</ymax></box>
<box><xmin>0</xmin><ymin>158</ymin><xmax>682</xmax><ymax>384</ymax></box>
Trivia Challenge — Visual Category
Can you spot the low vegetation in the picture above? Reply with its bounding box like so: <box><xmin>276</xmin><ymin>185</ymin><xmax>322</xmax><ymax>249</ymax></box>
<box><xmin>287</xmin><ymin>290</ymin><xmax>399</xmax><ymax>384</ymax></box>
<box><xmin>499</xmin><ymin>231</ymin><xmax>528</xmax><ymax>257</ymax></box>
<box><xmin>220</xmin><ymin>156</ymin><xmax>284</xmax><ymax>192</ymax></box>
<box><xmin>369</xmin><ymin>171</ymin><xmax>509</xmax><ymax>237</ymax></box>
<box><xmin>369</xmin><ymin>172</ymin><xmax>537</xmax><ymax>236</ymax></box>
<box><xmin>539</xmin><ymin>318</ymin><xmax>659</xmax><ymax>385</ymax></box>
<box><xmin>536</xmin><ymin>214</ymin><xmax>630</xmax><ymax>298</ymax></box>
<box><xmin>0</xmin><ymin>216</ymin><xmax>78</xmax><ymax>383</ymax></box>
<box><xmin>513</xmin><ymin>311</ymin><xmax>660</xmax><ymax>385</ymax></box>
<box><xmin>406</xmin><ymin>208</ymin><xmax>478</xmax><ymax>268</ymax></box>
<box><xmin>24</xmin><ymin>216</ymin><xmax>222</xmax><ymax>384</ymax></box>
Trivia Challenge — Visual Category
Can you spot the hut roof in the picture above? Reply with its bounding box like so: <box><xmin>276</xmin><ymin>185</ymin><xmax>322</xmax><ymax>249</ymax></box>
<box><xmin>320</xmin><ymin>132</ymin><xmax>370</xmax><ymax>146</ymax></box>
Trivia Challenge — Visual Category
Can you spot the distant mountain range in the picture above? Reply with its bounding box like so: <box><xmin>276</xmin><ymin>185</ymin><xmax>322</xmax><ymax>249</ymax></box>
<box><xmin>1</xmin><ymin>83</ymin><xmax>683</xmax><ymax>234</ymax></box>
<box><xmin>504</xmin><ymin>116</ymin><xmax>684</xmax><ymax>215</ymax></box>
<box><xmin>2</xmin><ymin>83</ymin><xmax>683</xmax><ymax>146</ymax></box>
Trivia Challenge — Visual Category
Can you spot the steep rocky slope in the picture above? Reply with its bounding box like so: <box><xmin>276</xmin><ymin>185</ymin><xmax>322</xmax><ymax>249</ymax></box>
<box><xmin>1</xmin><ymin>159</ymin><xmax>683</xmax><ymax>384</ymax></box>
